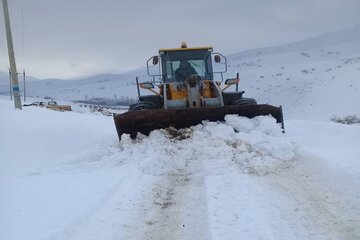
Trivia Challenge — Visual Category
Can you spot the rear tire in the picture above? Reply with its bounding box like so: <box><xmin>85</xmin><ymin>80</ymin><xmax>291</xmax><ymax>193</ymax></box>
<box><xmin>230</xmin><ymin>98</ymin><xmax>257</xmax><ymax>105</ymax></box>
<box><xmin>129</xmin><ymin>101</ymin><xmax>158</xmax><ymax>111</ymax></box>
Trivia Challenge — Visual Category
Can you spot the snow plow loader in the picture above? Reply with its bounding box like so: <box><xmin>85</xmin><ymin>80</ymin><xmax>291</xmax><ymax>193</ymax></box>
<box><xmin>114</xmin><ymin>43</ymin><xmax>284</xmax><ymax>140</ymax></box>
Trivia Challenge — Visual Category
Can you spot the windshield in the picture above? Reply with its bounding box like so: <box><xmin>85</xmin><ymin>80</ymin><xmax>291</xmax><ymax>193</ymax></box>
<box><xmin>161</xmin><ymin>50</ymin><xmax>211</xmax><ymax>82</ymax></box>
<box><xmin>165</xmin><ymin>60</ymin><xmax>205</xmax><ymax>81</ymax></box>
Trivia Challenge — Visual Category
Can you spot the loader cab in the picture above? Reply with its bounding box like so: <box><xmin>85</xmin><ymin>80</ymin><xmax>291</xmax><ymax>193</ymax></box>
<box><xmin>158</xmin><ymin>46</ymin><xmax>214</xmax><ymax>83</ymax></box>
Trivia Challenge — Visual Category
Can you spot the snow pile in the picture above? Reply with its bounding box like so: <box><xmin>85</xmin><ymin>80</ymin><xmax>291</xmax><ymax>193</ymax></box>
<box><xmin>120</xmin><ymin>115</ymin><xmax>294</xmax><ymax>176</ymax></box>
<box><xmin>225</xmin><ymin>115</ymin><xmax>294</xmax><ymax>174</ymax></box>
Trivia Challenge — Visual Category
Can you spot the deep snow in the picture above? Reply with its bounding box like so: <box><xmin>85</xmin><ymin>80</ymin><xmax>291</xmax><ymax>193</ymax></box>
<box><xmin>1</xmin><ymin>96</ymin><xmax>359</xmax><ymax>240</ymax></box>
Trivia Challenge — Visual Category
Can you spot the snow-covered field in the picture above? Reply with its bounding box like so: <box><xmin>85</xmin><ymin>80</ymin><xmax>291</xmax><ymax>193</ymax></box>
<box><xmin>1</xmin><ymin>96</ymin><xmax>359</xmax><ymax>240</ymax></box>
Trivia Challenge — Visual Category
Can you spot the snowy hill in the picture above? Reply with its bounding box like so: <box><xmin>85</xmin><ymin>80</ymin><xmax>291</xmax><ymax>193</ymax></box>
<box><xmin>1</xmin><ymin>27</ymin><xmax>359</xmax><ymax>120</ymax></box>
<box><xmin>226</xmin><ymin>26</ymin><xmax>360</xmax><ymax>121</ymax></box>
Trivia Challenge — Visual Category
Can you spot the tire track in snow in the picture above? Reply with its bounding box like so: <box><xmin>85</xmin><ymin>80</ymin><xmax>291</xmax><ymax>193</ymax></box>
<box><xmin>144</xmin><ymin>160</ymin><xmax>210</xmax><ymax>239</ymax></box>
<box><xmin>124</xmin><ymin>135</ymin><xmax>211</xmax><ymax>240</ymax></box>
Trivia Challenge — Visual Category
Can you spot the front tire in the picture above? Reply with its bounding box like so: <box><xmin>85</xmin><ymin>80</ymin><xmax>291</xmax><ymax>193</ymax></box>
<box><xmin>230</xmin><ymin>98</ymin><xmax>257</xmax><ymax>105</ymax></box>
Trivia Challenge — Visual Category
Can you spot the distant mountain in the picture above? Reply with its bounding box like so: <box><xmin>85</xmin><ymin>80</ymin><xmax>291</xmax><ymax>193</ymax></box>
<box><xmin>1</xmin><ymin>27</ymin><xmax>359</xmax><ymax>121</ymax></box>
<box><xmin>0</xmin><ymin>70</ymin><xmax>40</xmax><ymax>83</ymax></box>
<box><xmin>0</xmin><ymin>69</ymin><xmax>148</xmax><ymax>101</ymax></box>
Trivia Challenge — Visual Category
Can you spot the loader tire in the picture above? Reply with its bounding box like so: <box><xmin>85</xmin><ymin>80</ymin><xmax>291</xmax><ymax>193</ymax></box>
<box><xmin>230</xmin><ymin>98</ymin><xmax>257</xmax><ymax>105</ymax></box>
<box><xmin>129</xmin><ymin>101</ymin><xmax>158</xmax><ymax>111</ymax></box>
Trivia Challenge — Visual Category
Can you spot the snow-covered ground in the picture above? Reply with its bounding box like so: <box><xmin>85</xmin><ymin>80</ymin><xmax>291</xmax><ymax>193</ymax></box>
<box><xmin>1</xmin><ymin>96</ymin><xmax>359</xmax><ymax>240</ymax></box>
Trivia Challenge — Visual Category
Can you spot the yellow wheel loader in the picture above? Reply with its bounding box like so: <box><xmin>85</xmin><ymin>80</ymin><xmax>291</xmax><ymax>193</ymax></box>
<box><xmin>114</xmin><ymin>43</ymin><xmax>284</xmax><ymax>140</ymax></box>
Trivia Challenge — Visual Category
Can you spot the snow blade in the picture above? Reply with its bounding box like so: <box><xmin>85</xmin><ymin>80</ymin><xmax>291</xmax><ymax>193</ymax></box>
<box><xmin>113</xmin><ymin>104</ymin><xmax>284</xmax><ymax>141</ymax></box>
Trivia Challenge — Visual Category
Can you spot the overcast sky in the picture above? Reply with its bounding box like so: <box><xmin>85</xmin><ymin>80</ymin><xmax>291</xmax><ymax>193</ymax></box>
<box><xmin>0</xmin><ymin>0</ymin><xmax>359</xmax><ymax>79</ymax></box>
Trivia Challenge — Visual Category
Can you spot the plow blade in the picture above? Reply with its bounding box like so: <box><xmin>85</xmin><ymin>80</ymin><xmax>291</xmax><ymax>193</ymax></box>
<box><xmin>113</xmin><ymin>104</ymin><xmax>284</xmax><ymax>140</ymax></box>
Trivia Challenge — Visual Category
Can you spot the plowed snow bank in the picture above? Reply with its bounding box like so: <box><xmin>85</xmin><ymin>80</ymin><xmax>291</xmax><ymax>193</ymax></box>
<box><xmin>120</xmin><ymin>115</ymin><xmax>294</xmax><ymax>175</ymax></box>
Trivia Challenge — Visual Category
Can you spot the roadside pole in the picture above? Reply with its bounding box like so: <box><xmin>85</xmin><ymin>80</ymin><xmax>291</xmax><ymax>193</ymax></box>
<box><xmin>2</xmin><ymin>0</ymin><xmax>22</xmax><ymax>109</ymax></box>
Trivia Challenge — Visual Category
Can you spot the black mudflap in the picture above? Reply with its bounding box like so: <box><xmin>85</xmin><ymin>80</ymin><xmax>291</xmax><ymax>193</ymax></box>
<box><xmin>113</xmin><ymin>104</ymin><xmax>284</xmax><ymax>141</ymax></box>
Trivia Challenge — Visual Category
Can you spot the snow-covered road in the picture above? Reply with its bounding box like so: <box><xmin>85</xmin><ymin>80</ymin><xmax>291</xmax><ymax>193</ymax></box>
<box><xmin>1</xmin><ymin>99</ymin><xmax>360</xmax><ymax>240</ymax></box>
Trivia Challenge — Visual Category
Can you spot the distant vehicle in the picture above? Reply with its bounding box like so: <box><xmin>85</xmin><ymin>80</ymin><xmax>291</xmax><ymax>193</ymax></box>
<box><xmin>46</xmin><ymin>100</ymin><xmax>72</xmax><ymax>111</ymax></box>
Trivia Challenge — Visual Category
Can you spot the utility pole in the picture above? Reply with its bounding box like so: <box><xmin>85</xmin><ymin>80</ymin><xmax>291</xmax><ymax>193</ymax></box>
<box><xmin>2</xmin><ymin>0</ymin><xmax>22</xmax><ymax>109</ymax></box>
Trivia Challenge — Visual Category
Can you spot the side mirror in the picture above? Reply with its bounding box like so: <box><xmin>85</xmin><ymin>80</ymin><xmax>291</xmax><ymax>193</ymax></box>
<box><xmin>208</xmin><ymin>52</ymin><xmax>227</xmax><ymax>74</ymax></box>
<box><xmin>225</xmin><ymin>78</ymin><xmax>239</xmax><ymax>85</ymax></box>
<box><xmin>152</xmin><ymin>56</ymin><xmax>159</xmax><ymax>65</ymax></box>
<box><xmin>139</xmin><ymin>82</ymin><xmax>155</xmax><ymax>89</ymax></box>
<box><xmin>214</xmin><ymin>55</ymin><xmax>221</xmax><ymax>63</ymax></box>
